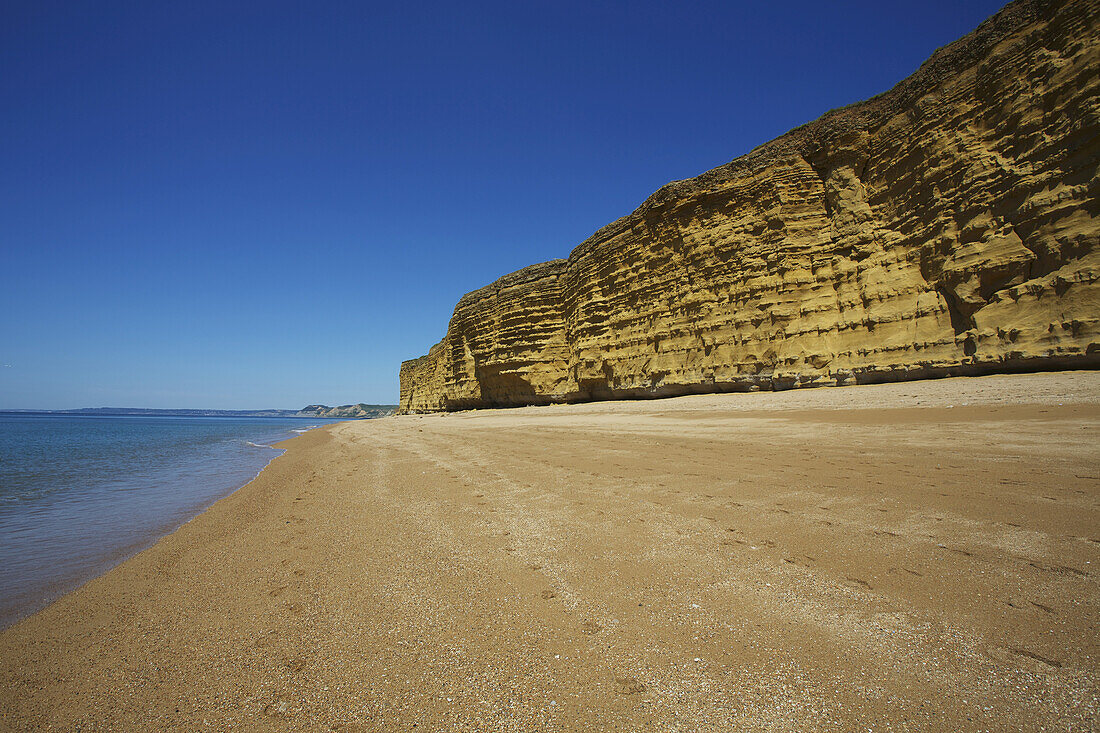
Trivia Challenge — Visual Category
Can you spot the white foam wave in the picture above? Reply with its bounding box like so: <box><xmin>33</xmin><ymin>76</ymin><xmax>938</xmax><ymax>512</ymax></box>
<box><xmin>245</xmin><ymin>441</ymin><xmax>273</xmax><ymax>449</ymax></box>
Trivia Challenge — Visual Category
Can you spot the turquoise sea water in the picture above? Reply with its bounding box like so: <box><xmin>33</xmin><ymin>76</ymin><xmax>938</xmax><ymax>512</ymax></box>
<box><xmin>0</xmin><ymin>414</ymin><xmax>341</xmax><ymax>629</ymax></box>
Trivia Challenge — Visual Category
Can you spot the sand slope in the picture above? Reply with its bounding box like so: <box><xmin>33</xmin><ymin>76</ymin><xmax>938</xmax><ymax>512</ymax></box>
<box><xmin>1</xmin><ymin>372</ymin><xmax>1098</xmax><ymax>731</ymax></box>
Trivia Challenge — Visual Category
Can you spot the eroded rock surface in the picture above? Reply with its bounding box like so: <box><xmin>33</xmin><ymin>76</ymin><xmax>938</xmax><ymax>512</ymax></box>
<box><xmin>401</xmin><ymin>0</ymin><xmax>1099</xmax><ymax>413</ymax></box>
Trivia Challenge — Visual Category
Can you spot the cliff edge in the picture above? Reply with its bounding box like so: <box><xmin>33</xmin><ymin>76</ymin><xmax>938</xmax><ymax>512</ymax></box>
<box><xmin>400</xmin><ymin>0</ymin><xmax>1099</xmax><ymax>413</ymax></box>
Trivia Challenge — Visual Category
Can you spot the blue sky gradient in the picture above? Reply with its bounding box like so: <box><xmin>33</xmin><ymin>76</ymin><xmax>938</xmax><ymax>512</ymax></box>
<box><xmin>1</xmin><ymin>0</ymin><xmax>1007</xmax><ymax>408</ymax></box>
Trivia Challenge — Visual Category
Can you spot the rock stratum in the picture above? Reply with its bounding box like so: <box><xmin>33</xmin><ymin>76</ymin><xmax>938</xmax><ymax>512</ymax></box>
<box><xmin>400</xmin><ymin>0</ymin><xmax>1099</xmax><ymax>414</ymax></box>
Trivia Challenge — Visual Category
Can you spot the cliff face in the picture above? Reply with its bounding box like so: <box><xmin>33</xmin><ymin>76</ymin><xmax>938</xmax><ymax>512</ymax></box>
<box><xmin>400</xmin><ymin>0</ymin><xmax>1100</xmax><ymax>413</ymax></box>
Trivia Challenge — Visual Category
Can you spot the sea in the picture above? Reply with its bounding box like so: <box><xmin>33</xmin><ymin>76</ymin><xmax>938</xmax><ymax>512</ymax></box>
<box><xmin>0</xmin><ymin>414</ymin><xmax>342</xmax><ymax>629</ymax></box>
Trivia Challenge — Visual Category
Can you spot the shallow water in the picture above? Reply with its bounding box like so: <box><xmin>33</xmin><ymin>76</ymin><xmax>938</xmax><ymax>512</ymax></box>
<box><xmin>0</xmin><ymin>414</ymin><xmax>341</xmax><ymax>628</ymax></box>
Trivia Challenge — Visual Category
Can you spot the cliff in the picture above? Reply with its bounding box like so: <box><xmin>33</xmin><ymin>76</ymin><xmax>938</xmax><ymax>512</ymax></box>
<box><xmin>400</xmin><ymin>0</ymin><xmax>1100</xmax><ymax>413</ymax></box>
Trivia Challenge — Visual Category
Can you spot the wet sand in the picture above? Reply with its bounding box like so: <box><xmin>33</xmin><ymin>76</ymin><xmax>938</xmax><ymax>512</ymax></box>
<box><xmin>1</xmin><ymin>372</ymin><xmax>1098</xmax><ymax>731</ymax></box>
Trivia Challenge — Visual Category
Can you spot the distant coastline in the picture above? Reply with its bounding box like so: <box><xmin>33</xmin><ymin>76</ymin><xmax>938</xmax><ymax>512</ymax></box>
<box><xmin>0</xmin><ymin>404</ymin><xmax>397</xmax><ymax>419</ymax></box>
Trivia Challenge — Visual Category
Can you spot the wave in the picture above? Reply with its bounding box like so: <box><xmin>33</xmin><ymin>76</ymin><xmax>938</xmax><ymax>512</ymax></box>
<box><xmin>245</xmin><ymin>441</ymin><xmax>273</xmax><ymax>449</ymax></box>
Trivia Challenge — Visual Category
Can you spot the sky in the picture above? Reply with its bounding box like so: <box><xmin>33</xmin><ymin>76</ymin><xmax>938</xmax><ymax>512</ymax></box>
<box><xmin>0</xmin><ymin>0</ymin><xmax>1008</xmax><ymax>409</ymax></box>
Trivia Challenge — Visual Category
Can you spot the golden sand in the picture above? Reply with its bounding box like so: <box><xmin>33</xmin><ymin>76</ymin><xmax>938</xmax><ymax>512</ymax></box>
<box><xmin>1</xmin><ymin>372</ymin><xmax>1098</xmax><ymax>731</ymax></box>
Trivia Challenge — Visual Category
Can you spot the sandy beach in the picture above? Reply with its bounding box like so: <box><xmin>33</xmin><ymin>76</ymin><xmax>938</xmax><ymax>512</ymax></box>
<box><xmin>1</xmin><ymin>371</ymin><xmax>1098</xmax><ymax>731</ymax></box>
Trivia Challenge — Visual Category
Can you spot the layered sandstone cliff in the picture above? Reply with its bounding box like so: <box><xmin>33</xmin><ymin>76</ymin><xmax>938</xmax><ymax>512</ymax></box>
<box><xmin>400</xmin><ymin>0</ymin><xmax>1099</xmax><ymax>413</ymax></box>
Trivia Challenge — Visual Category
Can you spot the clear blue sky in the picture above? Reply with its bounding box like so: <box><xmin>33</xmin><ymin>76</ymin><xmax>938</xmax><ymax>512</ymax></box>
<box><xmin>1</xmin><ymin>0</ymin><xmax>1007</xmax><ymax>409</ymax></box>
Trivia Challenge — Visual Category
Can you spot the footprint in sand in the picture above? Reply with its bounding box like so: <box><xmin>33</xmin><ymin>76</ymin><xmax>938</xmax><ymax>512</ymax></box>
<box><xmin>614</xmin><ymin>676</ymin><xmax>646</xmax><ymax>694</ymax></box>
<box><xmin>1012</xmin><ymin>648</ymin><xmax>1062</xmax><ymax>668</ymax></box>
<box><xmin>541</xmin><ymin>589</ymin><xmax>557</xmax><ymax>599</ymax></box>
<box><xmin>263</xmin><ymin>697</ymin><xmax>291</xmax><ymax>717</ymax></box>
<box><xmin>1029</xmin><ymin>561</ymin><xmax>1087</xmax><ymax>577</ymax></box>
<box><xmin>990</xmin><ymin>645</ymin><xmax>1063</xmax><ymax>670</ymax></box>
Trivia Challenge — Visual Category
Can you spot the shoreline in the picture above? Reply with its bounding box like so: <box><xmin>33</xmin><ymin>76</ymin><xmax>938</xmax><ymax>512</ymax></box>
<box><xmin>0</xmin><ymin>420</ymin><xmax>341</xmax><ymax>632</ymax></box>
<box><xmin>1</xmin><ymin>372</ymin><xmax>1097</xmax><ymax>730</ymax></box>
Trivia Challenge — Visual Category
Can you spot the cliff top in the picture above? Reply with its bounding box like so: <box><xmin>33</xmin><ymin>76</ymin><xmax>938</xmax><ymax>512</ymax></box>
<box><xmin>455</xmin><ymin>0</ymin><xmax>1047</xmax><ymax>304</ymax></box>
<box><xmin>571</xmin><ymin>0</ymin><xmax>1048</xmax><ymax>259</ymax></box>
